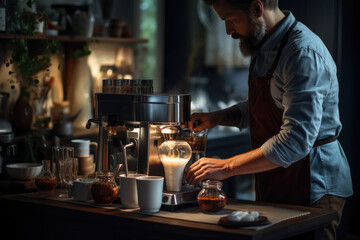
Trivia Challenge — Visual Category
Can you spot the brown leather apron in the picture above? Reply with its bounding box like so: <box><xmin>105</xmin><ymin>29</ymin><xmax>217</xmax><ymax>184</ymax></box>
<box><xmin>248</xmin><ymin>20</ymin><xmax>335</xmax><ymax>207</ymax></box>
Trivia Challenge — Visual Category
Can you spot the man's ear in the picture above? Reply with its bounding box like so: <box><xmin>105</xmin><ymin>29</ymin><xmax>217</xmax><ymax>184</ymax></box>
<box><xmin>251</xmin><ymin>0</ymin><xmax>264</xmax><ymax>17</ymax></box>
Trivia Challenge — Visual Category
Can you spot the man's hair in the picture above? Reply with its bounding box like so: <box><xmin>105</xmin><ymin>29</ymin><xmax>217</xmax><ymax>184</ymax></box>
<box><xmin>203</xmin><ymin>0</ymin><xmax>278</xmax><ymax>11</ymax></box>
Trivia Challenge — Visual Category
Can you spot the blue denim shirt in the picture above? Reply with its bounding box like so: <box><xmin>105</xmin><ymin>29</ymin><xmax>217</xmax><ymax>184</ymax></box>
<box><xmin>236</xmin><ymin>11</ymin><xmax>353</xmax><ymax>203</ymax></box>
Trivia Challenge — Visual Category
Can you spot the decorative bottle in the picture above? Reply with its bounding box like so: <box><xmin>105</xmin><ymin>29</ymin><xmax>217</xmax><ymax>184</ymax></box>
<box><xmin>35</xmin><ymin>160</ymin><xmax>57</xmax><ymax>195</ymax></box>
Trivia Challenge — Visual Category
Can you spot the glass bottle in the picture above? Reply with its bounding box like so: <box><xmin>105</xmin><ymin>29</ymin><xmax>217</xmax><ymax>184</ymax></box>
<box><xmin>197</xmin><ymin>180</ymin><xmax>227</xmax><ymax>212</ymax></box>
<box><xmin>91</xmin><ymin>171</ymin><xmax>118</xmax><ymax>205</ymax></box>
<box><xmin>35</xmin><ymin>160</ymin><xmax>57</xmax><ymax>195</ymax></box>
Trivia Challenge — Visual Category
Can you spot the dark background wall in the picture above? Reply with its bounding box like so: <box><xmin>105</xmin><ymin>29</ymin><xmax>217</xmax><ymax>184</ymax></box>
<box><xmin>163</xmin><ymin>0</ymin><xmax>360</xmax><ymax>239</ymax></box>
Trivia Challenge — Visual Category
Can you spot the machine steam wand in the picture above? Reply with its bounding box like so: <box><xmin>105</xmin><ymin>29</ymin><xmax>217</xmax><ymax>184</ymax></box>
<box><xmin>121</xmin><ymin>139</ymin><xmax>136</xmax><ymax>176</ymax></box>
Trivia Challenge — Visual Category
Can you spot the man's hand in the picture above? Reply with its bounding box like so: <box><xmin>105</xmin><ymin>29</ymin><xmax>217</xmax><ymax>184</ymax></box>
<box><xmin>189</xmin><ymin>112</ymin><xmax>220</xmax><ymax>132</ymax></box>
<box><xmin>189</xmin><ymin>106</ymin><xmax>242</xmax><ymax>132</ymax></box>
<box><xmin>185</xmin><ymin>148</ymin><xmax>280</xmax><ymax>185</ymax></box>
<box><xmin>185</xmin><ymin>157</ymin><xmax>230</xmax><ymax>185</ymax></box>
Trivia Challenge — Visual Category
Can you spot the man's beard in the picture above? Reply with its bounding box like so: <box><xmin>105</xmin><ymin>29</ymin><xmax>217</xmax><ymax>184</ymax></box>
<box><xmin>238</xmin><ymin>15</ymin><xmax>267</xmax><ymax>56</ymax></box>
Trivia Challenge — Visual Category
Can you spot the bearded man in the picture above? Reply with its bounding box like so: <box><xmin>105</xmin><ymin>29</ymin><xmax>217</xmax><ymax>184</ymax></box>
<box><xmin>185</xmin><ymin>1</ymin><xmax>353</xmax><ymax>239</ymax></box>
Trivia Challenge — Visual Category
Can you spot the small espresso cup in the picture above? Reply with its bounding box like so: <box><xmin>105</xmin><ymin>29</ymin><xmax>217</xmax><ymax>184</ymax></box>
<box><xmin>120</xmin><ymin>174</ymin><xmax>146</xmax><ymax>209</ymax></box>
<box><xmin>68</xmin><ymin>178</ymin><xmax>94</xmax><ymax>201</ymax></box>
<box><xmin>136</xmin><ymin>176</ymin><xmax>164</xmax><ymax>213</ymax></box>
<box><xmin>70</xmin><ymin>139</ymin><xmax>98</xmax><ymax>157</ymax></box>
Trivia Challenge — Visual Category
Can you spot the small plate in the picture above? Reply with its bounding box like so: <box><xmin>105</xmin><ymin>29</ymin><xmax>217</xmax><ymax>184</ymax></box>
<box><xmin>218</xmin><ymin>216</ymin><xmax>271</xmax><ymax>228</ymax></box>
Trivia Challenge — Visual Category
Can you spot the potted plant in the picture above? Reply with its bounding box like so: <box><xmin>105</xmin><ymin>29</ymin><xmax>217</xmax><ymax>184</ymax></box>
<box><xmin>4</xmin><ymin>1</ymin><xmax>60</xmax><ymax>132</ymax></box>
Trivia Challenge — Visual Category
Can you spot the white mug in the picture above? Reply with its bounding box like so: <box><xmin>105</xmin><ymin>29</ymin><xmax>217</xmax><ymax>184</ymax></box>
<box><xmin>120</xmin><ymin>174</ymin><xmax>146</xmax><ymax>209</ymax></box>
<box><xmin>68</xmin><ymin>178</ymin><xmax>94</xmax><ymax>201</ymax></box>
<box><xmin>136</xmin><ymin>176</ymin><xmax>164</xmax><ymax>213</ymax></box>
<box><xmin>70</xmin><ymin>139</ymin><xmax>98</xmax><ymax>157</ymax></box>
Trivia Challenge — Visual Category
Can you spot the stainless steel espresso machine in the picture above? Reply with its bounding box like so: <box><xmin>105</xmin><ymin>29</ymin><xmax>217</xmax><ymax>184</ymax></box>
<box><xmin>87</xmin><ymin>87</ymin><xmax>200</xmax><ymax>209</ymax></box>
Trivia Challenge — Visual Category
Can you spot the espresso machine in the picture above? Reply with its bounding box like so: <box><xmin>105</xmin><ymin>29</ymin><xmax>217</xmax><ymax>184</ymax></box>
<box><xmin>87</xmin><ymin>85</ymin><xmax>200</xmax><ymax>209</ymax></box>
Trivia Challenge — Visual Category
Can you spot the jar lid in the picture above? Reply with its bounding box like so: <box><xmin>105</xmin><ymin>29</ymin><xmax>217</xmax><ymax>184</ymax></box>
<box><xmin>113</xmin><ymin>79</ymin><xmax>131</xmax><ymax>86</ymax></box>
<box><xmin>0</xmin><ymin>132</ymin><xmax>15</xmax><ymax>143</ymax></box>
<box><xmin>202</xmin><ymin>180</ymin><xmax>222</xmax><ymax>188</ymax></box>
<box><xmin>113</xmin><ymin>79</ymin><xmax>121</xmax><ymax>86</ymax></box>
<box><xmin>139</xmin><ymin>79</ymin><xmax>153</xmax><ymax>84</ymax></box>
<box><xmin>130</xmin><ymin>80</ymin><xmax>139</xmax><ymax>86</ymax></box>
<box><xmin>102</xmin><ymin>79</ymin><xmax>113</xmax><ymax>85</ymax></box>
<box><xmin>120</xmin><ymin>79</ymin><xmax>131</xmax><ymax>85</ymax></box>
<box><xmin>95</xmin><ymin>170</ymin><xmax>115</xmax><ymax>176</ymax></box>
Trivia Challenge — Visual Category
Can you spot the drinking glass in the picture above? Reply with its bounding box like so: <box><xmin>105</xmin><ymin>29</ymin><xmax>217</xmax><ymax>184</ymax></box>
<box><xmin>184</xmin><ymin>128</ymin><xmax>208</xmax><ymax>188</ymax></box>
<box><xmin>57</xmin><ymin>159</ymin><xmax>67</xmax><ymax>197</ymax></box>
<box><xmin>63</xmin><ymin>147</ymin><xmax>78</xmax><ymax>185</ymax></box>
<box><xmin>52</xmin><ymin>146</ymin><xmax>78</xmax><ymax>198</ymax></box>
<box><xmin>64</xmin><ymin>157</ymin><xmax>78</xmax><ymax>185</ymax></box>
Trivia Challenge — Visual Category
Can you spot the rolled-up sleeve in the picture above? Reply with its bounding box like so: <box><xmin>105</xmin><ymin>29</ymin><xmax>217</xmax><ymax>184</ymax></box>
<box><xmin>234</xmin><ymin>100</ymin><xmax>249</xmax><ymax>130</ymax></box>
<box><xmin>261</xmin><ymin>47</ymin><xmax>331</xmax><ymax>167</ymax></box>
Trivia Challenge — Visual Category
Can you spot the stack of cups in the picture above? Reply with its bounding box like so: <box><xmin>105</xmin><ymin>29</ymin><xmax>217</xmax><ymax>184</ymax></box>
<box><xmin>70</xmin><ymin>139</ymin><xmax>97</xmax><ymax>177</ymax></box>
<box><xmin>120</xmin><ymin>174</ymin><xmax>164</xmax><ymax>213</ymax></box>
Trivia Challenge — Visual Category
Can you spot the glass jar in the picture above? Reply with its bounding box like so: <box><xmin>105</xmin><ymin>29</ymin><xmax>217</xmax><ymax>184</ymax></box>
<box><xmin>139</xmin><ymin>79</ymin><xmax>153</xmax><ymax>94</ymax></box>
<box><xmin>91</xmin><ymin>171</ymin><xmax>119</xmax><ymax>205</ymax></box>
<box><xmin>197</xmin><ymin>180</ymin><xmax>227</xmax><ymax>212</ymax></box>
<box><xmin>35</xmin><ymin>160</ymin><xmax>57</xmax><ymax>195</ymax></box>
<box><xmin>113</xmin><ymin>79</ymin><xmax>122</xmax><ymax>93</ymax></box>
<box><xmin>102</xmin><ymin>79</ymin><xmax>113</xmax><ymax>93</ymax></box>
<box><xmin>113</xmin><ymin>79</ymin><xmax>131</xmax><ymax>93</ymax></box>
<box><xmin>121</xmin><ymin>79</ymin><xmax>131</xmax><ymax>93</ymax></box>
<box><xmin>129</xmin><ymin>79</ymin><xmax>139</xmax><ymax>93</ymax></box>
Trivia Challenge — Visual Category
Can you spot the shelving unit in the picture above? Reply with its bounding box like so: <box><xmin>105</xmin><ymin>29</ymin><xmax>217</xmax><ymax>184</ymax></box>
<box><xmin>0</xmin><ymin>33</ymin><xmax>148</xmax><ymax>139</ymax></box>
<box><xmin>0</xmin><ymin>34</ymin><xmax>148</xmax><ymax>44</ymax></box>
<box><xmin>0</xmin><ymin>33</ymin><xmax>148</xmax><ymax>99</ymax></box>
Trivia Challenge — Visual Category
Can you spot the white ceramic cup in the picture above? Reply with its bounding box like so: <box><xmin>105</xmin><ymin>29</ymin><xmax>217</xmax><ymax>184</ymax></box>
<box><xmin>120</xmin><ymin>174</ymin><xmax>146</xmax><ymax>209</ymax></box>
<box><xmin>70</xmin><ymin>139</ymin><xmax>98</xmax><ymax>157</ymax></box>
<box><xmin>136</xmin><ymin>176</ymin><xmax>164</xmax><ymax>213</ymax></box>
<box><xmin>68</xmin><ymin>178</ymin><xmax>94</xmax><ymax>201</ymax></box>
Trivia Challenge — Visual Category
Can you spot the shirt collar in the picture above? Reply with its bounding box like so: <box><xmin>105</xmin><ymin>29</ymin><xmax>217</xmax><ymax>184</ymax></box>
<box><xmin>258</xmin><ymin>11</ymin><xmax>296</xmax><ymax>54</ymax></box>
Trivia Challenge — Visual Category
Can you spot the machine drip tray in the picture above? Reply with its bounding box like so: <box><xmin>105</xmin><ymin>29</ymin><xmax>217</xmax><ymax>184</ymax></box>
<box><xmin>161</xmin><ymin>187</ymin><xmax>200</xmax><ymax>211</ymax></box>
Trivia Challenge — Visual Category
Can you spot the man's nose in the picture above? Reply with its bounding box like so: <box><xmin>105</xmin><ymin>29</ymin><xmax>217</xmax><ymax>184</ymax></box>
<box><xmin>225</xmin><ymin>21</ymin><xmax>235</xmax><ymax>35</ymax></box>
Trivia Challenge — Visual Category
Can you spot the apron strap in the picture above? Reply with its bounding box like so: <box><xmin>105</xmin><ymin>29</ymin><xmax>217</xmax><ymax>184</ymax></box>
<box><xmin>313</xmin><ymin>136</ymin><xmax>337</xmax><ymax>148</ymax></box>
<box><xmin>265</xmin><ymin>20</ymin><xmax>298</xmax><ymax>78</ymax></box>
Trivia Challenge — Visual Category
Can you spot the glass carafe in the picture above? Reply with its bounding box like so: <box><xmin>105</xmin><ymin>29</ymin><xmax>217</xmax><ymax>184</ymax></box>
<box><xmin>35</xmin><ymin>160</ymin><xmax>57</xmax><ymax>196</ymax></box>
<box><xmin>158</xmin><ymin>140</ymin><xmax>192</xmax><ymax>192</ymax></box>
<box><xmin>197</xmin><ymin>180</ymin><xmax>227</xmax><ymax>212</ymax></box>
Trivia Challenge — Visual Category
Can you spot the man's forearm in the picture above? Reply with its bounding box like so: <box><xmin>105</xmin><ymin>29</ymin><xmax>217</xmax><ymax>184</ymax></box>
<box><xmin>226</xmin><ymin>148</ymin><xmax>280</xmax><ymax>177</ymax></box>
<box><xmin>213</xmin><ymin>105</ymin><xmax>242</xmax><ymax>126</ymax></box>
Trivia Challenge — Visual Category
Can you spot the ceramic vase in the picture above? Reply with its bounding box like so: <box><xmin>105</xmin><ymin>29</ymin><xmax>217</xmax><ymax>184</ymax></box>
<box><xmin>12</xmin><ymin>89</ymin><xmax>33</xmax><ymax>133</ymax></box>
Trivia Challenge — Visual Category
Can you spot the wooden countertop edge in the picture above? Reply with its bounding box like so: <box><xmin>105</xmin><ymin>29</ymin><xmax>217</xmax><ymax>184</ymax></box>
<box><xmin>0</xmin><ymin>194</ymin><xmax>337</xmax><ymax>240</ymax></box>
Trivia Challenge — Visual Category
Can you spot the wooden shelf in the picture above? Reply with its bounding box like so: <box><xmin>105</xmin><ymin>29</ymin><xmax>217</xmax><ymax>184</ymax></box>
<box><xmin>0</xmin><ymin>33</ymin><xmax>148</xmax><ymax>44</ymax></box>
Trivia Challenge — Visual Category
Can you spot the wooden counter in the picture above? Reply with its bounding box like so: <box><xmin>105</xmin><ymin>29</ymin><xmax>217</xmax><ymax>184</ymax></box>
<box><xmin>0</xmin><ymin>194</ymin><xmax>336</xmax><ymax>240</ymax></box>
